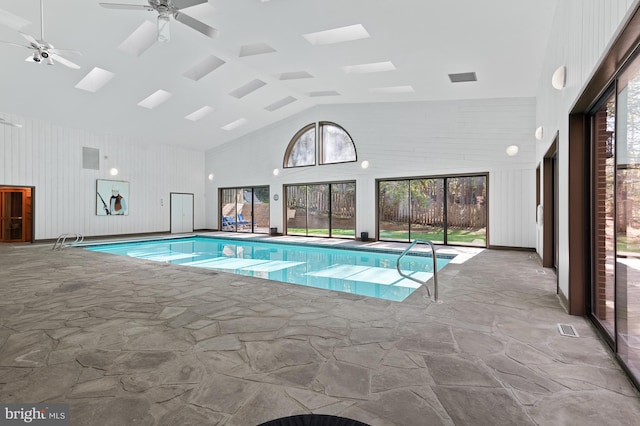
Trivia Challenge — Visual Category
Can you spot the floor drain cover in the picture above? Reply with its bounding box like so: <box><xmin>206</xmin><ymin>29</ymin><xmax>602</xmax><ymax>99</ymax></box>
<box><xmin>558</xmin><ymin>323</ymin><xmax>579</xmax><ymax>337</ymax></box>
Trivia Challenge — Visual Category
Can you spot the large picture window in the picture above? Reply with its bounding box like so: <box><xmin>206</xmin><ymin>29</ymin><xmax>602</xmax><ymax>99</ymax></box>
<box><xmin>378</xmin><ymin>175</ymin><xmax>486</xmax><ymax>246</ymax></box>
<box><xmin>285</xmin><ymin>181</ymin><xmax>355</xmax><ymax>238</ymax></box>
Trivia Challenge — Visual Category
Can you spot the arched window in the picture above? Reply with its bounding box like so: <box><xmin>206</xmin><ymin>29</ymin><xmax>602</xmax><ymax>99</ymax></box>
<box><xmin>319</xmin><ymin>121</ymin><xmax>357</xmax><ymax>165</ymax></box>
<box><xmin>284</xmin><ymin>122</ymin><xmax>356</xmax><ymax>168</ymax></box>
<box><xmin>284</xmin><ymin>124</ymin><xmax>315</xmax><ymax>168</ymax></box>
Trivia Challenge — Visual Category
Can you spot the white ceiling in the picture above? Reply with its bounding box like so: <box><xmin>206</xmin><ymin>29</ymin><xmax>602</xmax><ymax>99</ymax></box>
<box><xmin>0</xmin><ymin>0</ymin><xmax>558</xmax><ymax>151</ymax></box>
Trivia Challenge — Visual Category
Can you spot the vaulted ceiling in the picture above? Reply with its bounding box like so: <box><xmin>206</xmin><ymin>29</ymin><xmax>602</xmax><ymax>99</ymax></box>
<box><xmin>0</xmin><ymin>0</ymin><xmax>558</xmax><ymax>151</ymax></box>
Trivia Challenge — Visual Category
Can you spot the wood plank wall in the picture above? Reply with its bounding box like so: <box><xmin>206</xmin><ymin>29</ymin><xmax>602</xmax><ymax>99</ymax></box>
<box><xmin>0</xmin><ymin>114</ymin><xmax>205</xmax><ymax>240</ymax></box>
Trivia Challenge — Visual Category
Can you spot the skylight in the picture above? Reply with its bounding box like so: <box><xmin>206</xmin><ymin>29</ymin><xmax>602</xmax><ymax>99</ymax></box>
<box><xmin>75</xmin><ymin>67</ymin><xmax>115</xmax><ymax>93</ymax></box>
<box><xmin>265</xmin><ymin>96</ymin><xmax>297</xmax><ymax>112</ymax></box>
<box><xmin>369</xmin><ymin>85</ymin><xmax>414</xmax><ymax>94</ymax></box>
<box><xmin>239</xmin><ymin>42</ymin><xmax>276</xmax><ymax>57</ymax></box>
<box><xmin>137</xmin><ymin>90</ymin><xmax>172</xmax><ymax>109</ymax></box>
<box><xmin>449</xmin><ymin>72</ymin><xmax>477</xmax><ymax>83</ymax></box>
<box><xmin>308</xmin><ymin>91</ymin><xmax>340</xmax><ymax>97</ymax></box>
<box><xmin>222</xmin><ymin>118</ymin><xmax>248</xmax><ymax>131</ymax></box>
<box><xmin>118</xmin><ymin>20</ymin><xmax>157</xmax><ymax>57</ymax></box>
<box><xmin>230</xmin><ymin>79</ymin><xmax>267</xmax><ymax>99</ymax></box>
<box><xmin>303</xmin><ymin>24</ymin><xmax>370</xmax><ymax>46</ymax></box>
<box><xmin>279</xmin><ymin>71</ymin><xmax>313</xmax><ymax>80</ymax></box>
<box><xmin>0</xmin><ymin>9</ymin><xmax>30</xmax><ymax>31</ymax></box>
<box><xmin>183</xmin><ymin>55</ymin><xmax>226</xmax><ymax>81</ymax></box>
<box><xmin>185</xmin><ymin>106</ymin><xmax>214</xmax><ymax>121</ymax></box>
<box><xmin>342</xmin><ymin>61</ymin><xmax>396</xmax><ymax>74</ymax></box>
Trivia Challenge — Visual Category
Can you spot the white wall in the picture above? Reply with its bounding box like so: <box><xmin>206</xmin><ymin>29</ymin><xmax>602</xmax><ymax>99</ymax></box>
<box><xmin>0</xmin><ymin>113</ymin><xmax>205</xmax><ymax>240</ymax></box>
<box><xmin>206</xmin><ymin>98</ymin><xmax>537</xmax><ymax>248</ymax></box>
<box><xmin>535</xmin><ymin>0</ymin><xmax>638</xmax><ymax>300</ymax></box>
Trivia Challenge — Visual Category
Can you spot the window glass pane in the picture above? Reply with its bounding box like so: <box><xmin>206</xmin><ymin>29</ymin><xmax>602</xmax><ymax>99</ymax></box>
<box><xmin>253</xmin><ymin>186</ymin><xmax>270</xmax><ymax>234</ymax></box>
<box><xmin>237</xmin><ymin>187</ymin><xmax>253</xmax><ymax>234</ymax></box>
<box><xmin>616</xmin><ymin>64</ymin><xmax>640</xmax><ymax>380</ymax></box>
<box><xmin>221</xmin><ymin>188</ymin><xmax>238</xmax><ymax>231</ymax></box>
<box><xmin>378</xmin><ymin>180</ymin><xmax>410</xmax><ymax>241</ymax></box>
<box><xmin>410</xmin><ymin>179</ymin><xmax>444</xmax><ymax>243</ymax></box>
<box><xmin>446</xmin><ymin>176</ymin><xmax>487</xmax><ymax>246</ymax></box>
<box><xmin>321</xmin><ymin>123</ymin><xmax>356</xmax><ymax>164</ymax></box>
<box><xmin>592</xmin><ymin>94</ymin><xmax>616</xmax><ymax>339</ymax></box>
<box><xmin>331</xmin><ymin>182</ymin><xmax>355</xmax><ymax>238</ymax></box>
<box><xmin>286</xmin><ymin>127</ymin><xmax>316</xmax><ymax>167</ymax></box>
<box><xmin>286</xmin><ymin>185</ymin><xmax>307</xmax><ymax>235</ymax></box>
<box><xmin>307</xmin><ymin>184</ymin><xmax>330</xmax><ymax>237</ymax></box>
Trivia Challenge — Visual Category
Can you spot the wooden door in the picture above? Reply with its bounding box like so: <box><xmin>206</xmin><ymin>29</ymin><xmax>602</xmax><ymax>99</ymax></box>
<box><xmin>0</xmin><ymin>187</ymin><xmax>32</xmax><ymax>242</ymax></box>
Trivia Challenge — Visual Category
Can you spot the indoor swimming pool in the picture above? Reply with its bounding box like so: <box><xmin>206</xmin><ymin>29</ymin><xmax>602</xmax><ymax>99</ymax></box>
<box><xmin>84</xmin><ymin>236</ymin><xmax>454</xmax><ymax>301</ymax></box>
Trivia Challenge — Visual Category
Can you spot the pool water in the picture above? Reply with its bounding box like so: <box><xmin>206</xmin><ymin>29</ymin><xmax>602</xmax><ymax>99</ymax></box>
<box><xmin>85</xmin><ymin>236</ymin><xmax>453</xmax><ymax>301</ymax></box>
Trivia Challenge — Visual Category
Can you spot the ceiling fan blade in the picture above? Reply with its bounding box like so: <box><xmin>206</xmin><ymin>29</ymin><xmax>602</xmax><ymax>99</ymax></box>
<box><xmin>0</xmin><ymin>40</ymin><xmax>29</xmax><ymax>49</ymax></box>
<box><xmin>0</xmin><ymin>119</ymin><xmax>22</xmax><ymax>128</ymax></box>
<box><xmin>172</xmin><ymin>0</ymin><xmax>208</xmax><ymax>10</ymax></box>
<box><xmin>99</xmin><ymin>3</ymin><xmax>154</xmax><ymax>11</ymax></box>
<box><xmin>49</xmin><ymin>47</ymin><xmax>82</xmax><ymax>56</ymax></box>
<box><xmin>50</xmin><ymin>53</ymin><xmax>80</xmax><ymax>69</ymax></box>
<box><xmin>173</xmin><ymin>12</ymin><xmax>218</xmax><ymax>38</ymax></box>
<box><xmin>19</xmin><ymin>32</ymin><xmax>39</xmax><ymax>46</ymax></box>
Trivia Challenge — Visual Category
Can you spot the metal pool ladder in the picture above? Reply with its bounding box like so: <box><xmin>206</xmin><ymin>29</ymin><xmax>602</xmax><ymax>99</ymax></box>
<box><xmin>396</xmin><ymin>239</ymin><xmax>441</xmax><ymax>303</ymax></box>
<box><xmin>52</xmin><ymin>233</ymin><xmax>84</xmax><ymax>250</ymax></box>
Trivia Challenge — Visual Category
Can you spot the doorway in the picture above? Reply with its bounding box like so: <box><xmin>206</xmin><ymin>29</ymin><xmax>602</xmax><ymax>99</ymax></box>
<box><xmin>170</xmin><ymin>193</ymin><xmax>194</xmax><ymax>234</ymax></box>
<box><xmin>542</xmin><ymin>139</ymin><xmax>558</xmax><ymax>273</ymax></box>
<box><xmin>0</xmin><ymin>186</ymin><xmax>34</xmax><ymax>243</ymax></box>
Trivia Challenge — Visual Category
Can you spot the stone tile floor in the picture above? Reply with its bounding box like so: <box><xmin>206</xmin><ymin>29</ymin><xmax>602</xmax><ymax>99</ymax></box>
<box><xmin>1</xmin><ymin>233</ymin><xmax>639</xmax><ymax>425</ymax></box>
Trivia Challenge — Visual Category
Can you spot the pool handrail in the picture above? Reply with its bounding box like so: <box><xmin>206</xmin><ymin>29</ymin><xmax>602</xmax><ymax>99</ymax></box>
<box><xmin>53</xmin><ymin>233</ymin><xmax>84</xmax><ymax>250</ymax></box>
<box><xmin>396</xmin><ymin>239</ymin><xmax>440</xmax><ymax>303</ymax></box>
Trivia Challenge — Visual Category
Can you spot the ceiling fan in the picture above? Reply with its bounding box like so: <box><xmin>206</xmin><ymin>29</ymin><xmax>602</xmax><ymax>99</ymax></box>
<box><xmin>0</xmin><ymin>118</ymin><xmax>22</xmax><ymax>128</ymax></box>
<box><xmin>0</xmin><ymin>0</ymin><xmax>81</xmax><ymax>69</ymax></box>
<box><xmin>99</xmin><ymin>0</ymin><xmax>218</xmax><ymax>42</ymax></box>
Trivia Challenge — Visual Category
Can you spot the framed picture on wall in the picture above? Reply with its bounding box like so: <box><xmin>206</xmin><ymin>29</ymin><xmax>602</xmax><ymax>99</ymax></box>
<box><xmin>96</xmin><ymin>179</ymin><xmax>129</xmax><ymax>216</ymax></box>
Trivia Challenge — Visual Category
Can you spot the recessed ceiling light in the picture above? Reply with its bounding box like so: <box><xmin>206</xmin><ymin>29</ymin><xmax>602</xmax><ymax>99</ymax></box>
<box><xmin>448</xmin><ymin>72</ymin><xmax>477</xmax><ymax>83</ymax></box>
<box><xmin>75</xmin><ymin>67</ymin><xmax>115</xmax><ymax>93</ymax></box>
<box><xmin>118</xmin><ymin>20</ymin><xmax>157</xmax><ymax>57</ymax></box>
<box><xmin>342</xmin><ymin>61</ymin><xmax>396</xmax><ymax>74</ymax></box>
<box><xmin>308</xmin><ymin>90</ymin><xmax>340</xmax><ymax>97</ymax></box>
<box><xmin>239</xmin><ymin>42</ymin><xmax>276</xmax><ymax>57</ymax></box>
<box><xmin>369</xmin><ymin>85</ymin><xmax>414</xmax><ymax>94</ymax></box>
<box><xmin>137</xmin><ymin>90</ymin><xmax>172</xmax><ymax>109</ymax></box>
<box><xmin>230</xmin><ymin>79</ymin><xmax>267</xmax><ymax>99</ymax></box>
<box><xmin>183</xmin><ymin>55</ymin><xmax>226</xmax><ymax>81</ymax></box>
<box><xmin>185</xmin><ymin>106</ymin><xmax>214</xmax><ymax>121</ymax></box>
<box><xmin>222</xmin><ymin>118</ymin><xmax>248</xmax><ymax>131</ymax></box>
<box><xmin>279</xmin><ymin>71</ymin><xmax>313</xmax><ymax>80</ymax></box>
<box><xmin>303</xmin><ymin>24</ymin><xmax>370</xmax><ymax>46</ymax></box>
<box><xmin>265</xmin><ymin>96</ymin><xmax>297</xmax><ymax>112</ymax></box>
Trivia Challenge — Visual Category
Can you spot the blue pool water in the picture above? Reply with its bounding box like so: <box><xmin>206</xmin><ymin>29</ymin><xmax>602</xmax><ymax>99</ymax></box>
<box><xmin>85</xmin><ymin>236</ymin><xmax>453</xmax><ymax>301</ymax></box>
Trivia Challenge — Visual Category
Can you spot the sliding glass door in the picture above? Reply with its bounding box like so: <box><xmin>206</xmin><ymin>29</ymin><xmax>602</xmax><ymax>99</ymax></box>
<box><xmin>589</xmin><ymin>54</ymin><xmax>640</xmax><ymax>387</ymax></box>
<box><xmin>377</xmin><ymin>175</ymin><xmax>486</xmax><ymax>246</ymax></box>
<box><xmin>285</xmin><ymin>181</ymin><xmax>355</xmax><ymax>238</ymax></box>
<box><xmin>219</xmin><ymin>186</ymin><xmax>269</xmax><ymax>233</ymax></box>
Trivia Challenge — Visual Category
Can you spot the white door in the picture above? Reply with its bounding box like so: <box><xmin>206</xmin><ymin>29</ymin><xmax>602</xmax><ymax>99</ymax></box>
<box><xmin>170</xmin><ymin>193</ymin><xmax>194</xmax><ymax>233</ymax></box>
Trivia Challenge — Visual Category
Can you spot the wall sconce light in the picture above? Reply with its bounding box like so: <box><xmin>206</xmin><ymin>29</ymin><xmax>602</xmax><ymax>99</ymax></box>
<box><xmin>535</xmin><ymin>126</ymin><xmax>544</xmax><ymax>141</ymax></box>
<box><xmin>361</xmin><ymin>160</ymin><xmax>370</xmax><ymax>169</ymax></box>
<box><xmin>273</xmin><ymin>168</ymin><xmax>280</xmax><ymax>176</ymax></box>
<box><xmin>109</xmin><ymin>168</ymin><xmax>119</xmax><ymax>176</ymax></box>
<box><xmin>506</xmin><ymin>145</ymin><xmax>519</xmax><ymax>156</ymax></box>
<box><xmin>552</xmin><ymin>66</ymin><xmax>566</xmax><ymax>90</ymax></box>
<box><xmin>208</xmin><ymin>173</ymin><xmax>214</xmax><ymax>181</ymax></box>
